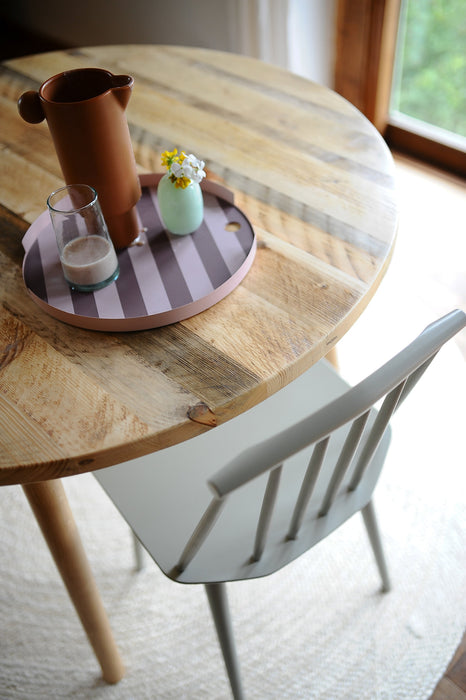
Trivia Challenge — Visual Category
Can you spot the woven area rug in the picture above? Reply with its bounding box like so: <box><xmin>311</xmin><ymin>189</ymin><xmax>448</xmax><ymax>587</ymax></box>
<box><xmin>1</xmin><ymin>339</ymin><xmax>465</xmax><ymax>699</ymax></box>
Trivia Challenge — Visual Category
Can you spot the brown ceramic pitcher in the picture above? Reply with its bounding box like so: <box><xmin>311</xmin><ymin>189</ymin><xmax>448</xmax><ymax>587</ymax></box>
<box><xmin>18</xmin><ymin>68</ymin><xmax>142</xmax><ymax>249</ymax></box>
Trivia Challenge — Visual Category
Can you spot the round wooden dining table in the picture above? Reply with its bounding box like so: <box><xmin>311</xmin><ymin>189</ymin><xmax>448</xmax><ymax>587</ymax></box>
<box><xmin>0</xmin><ymin>45</ymin><xmax>398</xmax><ymax>682</ymax></box>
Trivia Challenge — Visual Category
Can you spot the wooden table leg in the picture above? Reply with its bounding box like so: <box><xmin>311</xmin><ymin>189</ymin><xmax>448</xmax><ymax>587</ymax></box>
<box><xmin>22</xmin><ymin>479</ymin><xmax>125</xmax><ymax>684</ymax></box>
<box><xmin>325</xmin><ymin>346</ymin><xmax>339</xmax><ymax>370</ymax></box>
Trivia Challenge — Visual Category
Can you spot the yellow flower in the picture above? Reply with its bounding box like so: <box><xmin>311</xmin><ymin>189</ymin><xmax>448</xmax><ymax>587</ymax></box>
<box><xmin>174</xmin><ymin>176</ymin><xmax>191</xmax><ymax>189</ymax></box>
<box><xmin>161</xmin><ymin>148</ymin><xmax>178</xmax><ymax>168</ymax></box>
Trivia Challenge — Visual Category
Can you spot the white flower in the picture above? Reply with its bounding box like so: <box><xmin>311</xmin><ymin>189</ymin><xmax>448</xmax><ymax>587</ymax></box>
<box><xmin>183</xmin><ymin>154</ymin><xmax>206</xmax><ymax>183</ymax></box>
<box><xmin>162</xmin><ymin>149</ymin><xmax>206</xmax><ymax>188</ymax></box>
<box><xmin>170</xmin><ymin>162</ymin><xmax>184</xmax><ymax>178</ymax></box>
<box><xmin>191</xmin><ymin>168</ymin><xmax>206</xmax><ymax>184</ymax></box>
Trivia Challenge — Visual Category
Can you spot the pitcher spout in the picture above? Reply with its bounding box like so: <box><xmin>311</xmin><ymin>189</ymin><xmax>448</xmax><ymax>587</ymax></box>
<box><xmin>111</xmin><ymin>75</ymin><xmax>134</xmax><ymax>109</ymax></box>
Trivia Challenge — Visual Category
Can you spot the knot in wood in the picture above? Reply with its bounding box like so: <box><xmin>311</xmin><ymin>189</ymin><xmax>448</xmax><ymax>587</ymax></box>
<box><xmin>187</xmin><ymin>402</ymin><xmax>217</xmax><ymax>426</ymax></box>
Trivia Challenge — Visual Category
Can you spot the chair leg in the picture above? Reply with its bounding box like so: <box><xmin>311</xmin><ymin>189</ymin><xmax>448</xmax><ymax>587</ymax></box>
<box><xmin>361</xmin><ymin>500</ymin><xmax>391</xmax><ymax>592</ymax></box>
<box><xmin>132</xmin><ymin>532</ymin><xmax>145</xmax><ymax>571</ymax></box>
<box><xmin>204</xmin><ymin>582</ymin><xmax>244</xmax><ymax>700</ymax></box>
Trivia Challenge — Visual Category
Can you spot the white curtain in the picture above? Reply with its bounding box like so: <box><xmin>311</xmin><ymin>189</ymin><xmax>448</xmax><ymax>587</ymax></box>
<box><xmin>228</xmin><ymin>0</ymin><xmax>291</xmax><ymax>69</ymax></box>
<box><xmin>228</xmin><ymin>0</ymin><xmax>336</xmax><ymax>87</ymax></box>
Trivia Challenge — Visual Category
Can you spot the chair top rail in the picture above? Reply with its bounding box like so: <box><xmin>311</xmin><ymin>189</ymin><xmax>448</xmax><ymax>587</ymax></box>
<box><xmin>208</xmin><ymin>310</ymin><xmax>466</xmax><ymax>498</ymax></box>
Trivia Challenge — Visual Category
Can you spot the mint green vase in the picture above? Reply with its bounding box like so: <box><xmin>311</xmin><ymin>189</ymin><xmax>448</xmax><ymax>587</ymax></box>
<box><xmin>157</xmin><ymin>173</ymin><xmax>204</xmax><ymax>235</ymax></box>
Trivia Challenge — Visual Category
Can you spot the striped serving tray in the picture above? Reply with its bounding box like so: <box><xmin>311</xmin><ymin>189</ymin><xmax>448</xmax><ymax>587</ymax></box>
<box><xmin>22</xmin><ymin>174</ymin><xmax>256</xmax><ymax>332</ymax></box>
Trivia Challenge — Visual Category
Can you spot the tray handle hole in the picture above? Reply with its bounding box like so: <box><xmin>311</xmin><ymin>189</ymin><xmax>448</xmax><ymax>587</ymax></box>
<box><xmin>225</xmin><ymin>221</ymin><xmax>241</xmax><ymax>233</ymax></box>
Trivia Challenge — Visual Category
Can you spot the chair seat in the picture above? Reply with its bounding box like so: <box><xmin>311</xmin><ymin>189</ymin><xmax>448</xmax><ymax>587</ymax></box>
<box><xmin>95</xmin><ymin>359</ymin><xmax>390</xmax><ymax>583</ymax></box>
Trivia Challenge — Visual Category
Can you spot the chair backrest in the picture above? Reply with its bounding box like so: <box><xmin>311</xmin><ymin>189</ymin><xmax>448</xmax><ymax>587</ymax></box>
<box><xmin>175</xmin><ymin>310</ymin><xmax>465</xmax><ymax>579</ymax></box>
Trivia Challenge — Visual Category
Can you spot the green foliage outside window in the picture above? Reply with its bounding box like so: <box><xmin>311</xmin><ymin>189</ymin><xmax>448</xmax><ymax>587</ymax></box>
<box><xmin>391</xmin><ymin>0</ymin><xmax>466</xmax><ymax>138</ymax></box>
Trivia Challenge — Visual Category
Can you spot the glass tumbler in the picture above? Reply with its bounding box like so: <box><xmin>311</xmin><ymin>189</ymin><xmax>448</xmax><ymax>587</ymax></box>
<box><xmin>47</xmin><ymin>184</ymin><xmax>120</xmax><ymax>292</ymax></box>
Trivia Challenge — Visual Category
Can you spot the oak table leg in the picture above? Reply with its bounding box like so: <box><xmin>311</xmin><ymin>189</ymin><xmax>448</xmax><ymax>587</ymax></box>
<box><xmin>22</xmin><ymin>479</ymin><xmax>125</xmax><ymax>684</ymax></box>
<box><xmin>325</xmin><ymin>347</ymin><xmax>339</xmax><ymax>370</ymax></box>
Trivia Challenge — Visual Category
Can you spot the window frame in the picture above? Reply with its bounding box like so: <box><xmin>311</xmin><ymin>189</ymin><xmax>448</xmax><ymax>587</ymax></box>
<box><xmin>334</xmin><ymin>0</ymin><xmax>466</xmax><ymax>178</ymax></box>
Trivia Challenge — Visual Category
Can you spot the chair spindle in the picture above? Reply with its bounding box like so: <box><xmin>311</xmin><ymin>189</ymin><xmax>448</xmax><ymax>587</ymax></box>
<box><xmin>252</xmin><ymin>464</ymin><xmax>283</xmax><ymax>561</ymax></box>
<box><xmin>319</xmin><ymin>411</ymin><xmax>370</xmax><ymax>517</ymax></box>
<box><xmin>287</xmin><ymin>437</ymin><xmax>329</xmax><ymax>540</ymax></box>
<box><xmin>176</xmin><ymin>497</ymin><xmax>225</xmax><ymax>572</ymax></box>
<box><xmin>348</xmin><ymin>379</ymin><xmax>407</xmax><ymax>491</ymax></box>
<box><xmin>397</xmin><ymin>355</ymin><xmax>437</xmax><ymax>408</ymax></box>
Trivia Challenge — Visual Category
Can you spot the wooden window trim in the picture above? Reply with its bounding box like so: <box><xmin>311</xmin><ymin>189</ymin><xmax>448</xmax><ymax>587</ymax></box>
<box><xmin>386</xmin><ymin>120</ymin><xmax>466</xmax><ymax>178</ymax></box>
<box><xmin>334</xmin><ymin>0</ymin><xmax>466</xmax><ymax>178</ymax></box>
<box><xmin>334</xmin><ymin>0</ymin><xmax>400</xmax><ymax>132</ymax></box>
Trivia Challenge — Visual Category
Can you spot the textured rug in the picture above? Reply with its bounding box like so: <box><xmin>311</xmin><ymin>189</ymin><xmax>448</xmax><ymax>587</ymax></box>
<box><xmin>1</xmin><ymin>337</ymin><xmax>465</xmax><ymax>700</ymax></box>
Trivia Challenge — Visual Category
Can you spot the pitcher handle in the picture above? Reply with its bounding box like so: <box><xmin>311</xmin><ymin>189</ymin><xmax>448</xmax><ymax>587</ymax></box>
<box><xmin>18</xmin><ymin>91</ymin><xmax>45</xmax><ymax>124</ymax></box>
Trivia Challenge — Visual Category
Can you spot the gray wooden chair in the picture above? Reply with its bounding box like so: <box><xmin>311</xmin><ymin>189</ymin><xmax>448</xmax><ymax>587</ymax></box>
<box><xmin>94</xmin><ymin>309</ymin><xmax>465</xmax><ymax>700</ymax></box>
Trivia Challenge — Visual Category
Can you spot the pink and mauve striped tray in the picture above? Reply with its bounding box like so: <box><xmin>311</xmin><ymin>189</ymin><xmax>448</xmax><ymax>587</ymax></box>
<box><xmin>22</xmin><ymin>174</ymin><xmax>256</xmax><ymax>332</ymax></box>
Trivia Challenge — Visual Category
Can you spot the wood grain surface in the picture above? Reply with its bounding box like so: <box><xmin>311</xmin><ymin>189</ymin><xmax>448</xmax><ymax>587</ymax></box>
<box><xmin>0</xmin><ymin>45</ymin><xmax>398</xmax><ymax>485</ymax></box>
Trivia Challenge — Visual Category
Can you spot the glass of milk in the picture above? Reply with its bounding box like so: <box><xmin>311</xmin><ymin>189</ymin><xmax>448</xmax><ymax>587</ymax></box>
<box><xmin>47</xmin><ymin>184</ymin><xmax>119</xmax><ymax>292</ymax></box>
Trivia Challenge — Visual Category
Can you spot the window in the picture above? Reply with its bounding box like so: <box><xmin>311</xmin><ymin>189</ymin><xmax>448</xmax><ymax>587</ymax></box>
<box><xmin>334</xmin><ymin>0</ymin><xmax>466</xmax><ymax>176</ymax></box>
<box><xmin>388</xmin><ymin>0</ymin><xmax>466</xmax><ymax>167</ymax></box>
